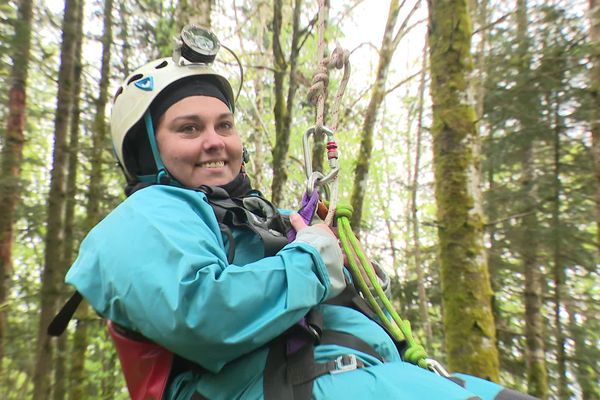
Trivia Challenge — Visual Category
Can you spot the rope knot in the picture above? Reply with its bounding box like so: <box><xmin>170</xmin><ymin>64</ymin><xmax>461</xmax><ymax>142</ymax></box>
<box><xmin>307</xmin><ymin>64</ymin><xmax>329</xmax><ymax>105</ymax></box>
<box><xmin>329</xmin><ymin>45</ymin><xmax>350</xmax><ymax>69</ymax></box>
<box><xmin>335</xmin><ymin>204</ymin><xmax>353</xmax><ymax>219</ymax></box>
<box><xmin>404</xmin><ymin>344</ymin><xmax>428</xmax><ymax>366</ymax></box>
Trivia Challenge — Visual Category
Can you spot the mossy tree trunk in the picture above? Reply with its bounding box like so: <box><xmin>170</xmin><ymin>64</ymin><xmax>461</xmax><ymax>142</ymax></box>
<box><xmin>0</xmin><ymin>0</ymin><xmax>33</xmax><ymax>373</ymax></box>
<box><xmin>411</xmin><ymin>40</ymin><xmax>432</xmax><ymax>344</ymax></box>
<box><xmin>32</xmin><ymin>0</ymin><xmax>79</xmax><ymax>397</ymax></box>
<box><xmin>427</xmin><ymin>0</ymin><xmax>500</xmax><ymax>380</ymax></box>
<box><xmin>270</xmin><ymin>0</ymin><xmax>303</xmax><ymax>205</ymax></box>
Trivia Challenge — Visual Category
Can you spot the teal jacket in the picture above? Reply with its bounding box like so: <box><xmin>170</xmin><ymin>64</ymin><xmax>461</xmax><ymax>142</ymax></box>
<box><xmin>66</xmin><ymin>185</ymin><xmax>515</xmax><ymax>400</ymax></box>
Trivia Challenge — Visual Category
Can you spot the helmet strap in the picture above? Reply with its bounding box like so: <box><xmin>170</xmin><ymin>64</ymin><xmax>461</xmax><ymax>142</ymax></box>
<box><xmin>137</xmin><ymin>111</ymin><xmax>171</xmax><ymax>184</ymax></box>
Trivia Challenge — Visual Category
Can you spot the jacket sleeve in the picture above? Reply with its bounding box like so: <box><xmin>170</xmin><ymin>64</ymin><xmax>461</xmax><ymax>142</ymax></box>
<box><xmin>65</xmin><ymin>186</ymin><xmax>333</xmax><ymax>373</ymax></box>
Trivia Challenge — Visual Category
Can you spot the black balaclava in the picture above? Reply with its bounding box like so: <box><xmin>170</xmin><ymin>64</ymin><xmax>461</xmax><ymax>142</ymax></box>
<box><xmin>123</xmin><ymin>75</ymin><xmax>251</xmax><ymax>197</ymax></box>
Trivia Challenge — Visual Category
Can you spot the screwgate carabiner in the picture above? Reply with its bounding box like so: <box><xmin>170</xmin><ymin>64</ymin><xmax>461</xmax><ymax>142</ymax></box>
<box><xmin>303</xmin><ymin>126</ymin><xmax>339</xmax><ymax>195</ymax></box>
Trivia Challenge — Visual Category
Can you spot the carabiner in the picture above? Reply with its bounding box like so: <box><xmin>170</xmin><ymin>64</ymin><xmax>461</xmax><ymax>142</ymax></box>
<box><xmin>425</xmin><ymin>358</ymin><xmax>451</xmax><ymax>378</ymax></box>
<box><xmin>303</xmin><ymin>126</ymin><xmax>339</xmax><ymax>195</ymax></box>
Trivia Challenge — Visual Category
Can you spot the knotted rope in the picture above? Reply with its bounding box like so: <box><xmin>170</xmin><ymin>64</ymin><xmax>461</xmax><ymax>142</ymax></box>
<box><xmin>306</xmin><ymin>0</ymin><xmax>351</xmax><ymax>225</ymax></box>
<box><xmin>336</xmin><ymin>204</ymin><xmax>429</xmax><ymax>369</ymax></box>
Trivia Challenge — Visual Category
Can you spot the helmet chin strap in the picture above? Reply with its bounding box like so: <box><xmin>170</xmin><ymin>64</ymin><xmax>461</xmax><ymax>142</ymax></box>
<box><xmin>137</xmin><ymin>111</ymin><xmax>173</xmax><ymax>184</ymax></box>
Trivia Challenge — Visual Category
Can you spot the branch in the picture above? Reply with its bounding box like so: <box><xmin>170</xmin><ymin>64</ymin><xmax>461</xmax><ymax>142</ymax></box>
<box><xmin>384</xmin><ymin>70</ymin><xmax>422</xmax><ymax>96</ymax></box>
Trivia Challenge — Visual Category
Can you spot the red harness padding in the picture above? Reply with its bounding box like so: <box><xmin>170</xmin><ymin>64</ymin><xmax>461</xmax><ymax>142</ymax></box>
<box><xmin>107</xmin><ymin>321</ymin><xmax>174</xmax><ymax>400</ymax></box>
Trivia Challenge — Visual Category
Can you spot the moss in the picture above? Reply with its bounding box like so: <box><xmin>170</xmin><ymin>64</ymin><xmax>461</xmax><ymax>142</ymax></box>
<box><xmin>428</xmin><ymin>0</ymin><xmax>500</xmax><ymax>381</ymax></box>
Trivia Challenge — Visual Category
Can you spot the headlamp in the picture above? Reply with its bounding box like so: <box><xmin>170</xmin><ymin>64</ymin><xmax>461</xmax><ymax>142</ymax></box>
<box><xmin>174</xmin><ymin>24</ymin><xmax>220</xmax><ymax>65</ymax></box>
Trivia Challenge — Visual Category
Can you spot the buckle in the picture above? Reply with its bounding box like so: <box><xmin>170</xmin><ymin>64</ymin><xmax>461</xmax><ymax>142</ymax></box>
<box><xmin>330</xmin><ymin>354</ymin><xmax>361</xmax><ymax>374</ymax></box>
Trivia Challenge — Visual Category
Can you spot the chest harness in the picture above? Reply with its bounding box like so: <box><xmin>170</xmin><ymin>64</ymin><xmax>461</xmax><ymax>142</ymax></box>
<box><xmin>49</xmin><ymin>183</ymin><xmax>406</xmax><ymax>400</ymax></box>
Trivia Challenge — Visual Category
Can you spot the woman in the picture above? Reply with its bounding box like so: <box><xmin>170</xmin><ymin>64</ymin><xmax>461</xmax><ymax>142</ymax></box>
<box><xmin>65</xmin><ymin>28</ymin><xmax>535</xmax><ymax>400</ymax></box>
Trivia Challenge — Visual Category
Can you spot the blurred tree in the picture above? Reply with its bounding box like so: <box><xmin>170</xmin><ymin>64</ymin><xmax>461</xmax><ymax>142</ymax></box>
<box><xmin>32</xmin><ymin>0</ymin><xmax>79</xmax><ymax>396</ymax></box>
<box><xmin>0</xmin><ymin>0</ymin><xmax>33</xmax><ymax>374</ymax></box>
<box><xmin>428</xmin><ymin>0</ymin><xmax>500</xmax><ymax>380</ymax></box>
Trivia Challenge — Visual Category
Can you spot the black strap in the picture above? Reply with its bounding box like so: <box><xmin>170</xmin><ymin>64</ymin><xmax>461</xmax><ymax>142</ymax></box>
<box><xmin>199</xmin><ymin>185</ymin><xmax>290</xmax><ymax>258</ymax></box>
<box><xmin>320</xmin><ymin>330</ymin><xmax>383</xmax><ymax>362</ymax></box>
<box><xmin>326</xmin><ymin>285</ymin><xmax>408</xmax><ymax>357</ymax></box>
<box><xmin>263</xmin><ymin>325</ymin><xmax>376</xmax><ymax>400</ymax></box>
<box><xmin>47</xmin><ymin>291</ymin><xmax>83</xmax><ymax>336</ymax></box>
<box><xmin>263</xmin><ymin>335</ymin><xmax>295</xmax><ymax>399</ymax></box>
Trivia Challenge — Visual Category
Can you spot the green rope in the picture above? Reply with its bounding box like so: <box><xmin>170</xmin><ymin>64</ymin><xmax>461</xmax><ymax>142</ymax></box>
<box><xmin>335</xmin><ymin>204</ymin><xmax>429</xmax><ymax>369</ymax></box>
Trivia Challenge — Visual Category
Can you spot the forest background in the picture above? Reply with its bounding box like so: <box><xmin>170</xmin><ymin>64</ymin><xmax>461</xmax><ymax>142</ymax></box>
<box><xmin>0</xmin><ymin>0</ymin><xmax>598</xmax><ymax>399</ymax></box>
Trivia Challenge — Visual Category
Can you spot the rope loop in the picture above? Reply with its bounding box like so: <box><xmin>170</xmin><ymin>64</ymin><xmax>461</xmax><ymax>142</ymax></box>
<box><xmin>329</xmin><ymin>44</ymin><xmax>350</xmax><ymax>70</ymax></box>
<box><xmin>404</xmin><ymin>344</ymin><xmax>429</xmax><ymax>367</ymax></box>
<box><xmin>307</xmin><ymin>66</ymin><xmax>329</xmax><ymax>105</ymax></box>
<box><xmin>335</xmin><ymin>204</ymin><xmax>353</xmax><ymax>219</ymax></box>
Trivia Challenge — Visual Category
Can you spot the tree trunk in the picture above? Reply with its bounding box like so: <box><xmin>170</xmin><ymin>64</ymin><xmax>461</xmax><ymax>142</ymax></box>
<box><xmin>176</xmin><ymin>0</ymin><xmax>213</xmax><ymax>28</ymax></box>
<box><xmin>32</xmin><ymin>0</ymin><xmax>79</xmax><ymax>397</ymax></box>
<box><xmin>0</xmin><ymin>0</ymin><xmax>33</xmax><ymax>372</ymax></box>
<box><xmin>428</xmin><ymin>0</ymin><xmax>500</xmax><ymax>380</ymax></box>
<box><xmin>118</xmin><ymin>1</ymin><xmax>131</xmax><ymax>77</ymax></box>
<box><xmin>411</xmin><ymin>39</ymin><xmax>432</xmax><ymax>345</ymax></box>
<box><xmin>233</xmin><ymin>1</ymin><xmax>269</xmax><ymax>188</ymax></box>
<box><xmin>54</xmin><ymin>2</ymin><xmax>84</xmax><ymax>398</ymax></box>
<box><xmin>350</xmin><ymin>0</ymin><xmax>401</xmax><ymax>229</ymax></box>
<box><xmin>270</xmin><ymin>0</ymin><xmax>303</xmax><ymax>205</ymax></box>
<box><xmin>549</xmin><ymin>98</ymin><xmax>568</xmax><ymax>399</ymax></box>
<box><xmin>566</xmin><ymin>300</ymin><xmax>599</xmax><ymax>400</ymax></box>
<box><xmin>515</xmin><ymin>1</ymin><xmax>548</xmax><ymax>397</ymax></box>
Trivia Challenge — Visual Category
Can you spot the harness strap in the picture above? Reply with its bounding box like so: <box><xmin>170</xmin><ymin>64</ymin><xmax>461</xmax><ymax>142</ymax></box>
<box><xmin>326</xmin><ymin>285</ymin><xmax>408</xmax><ymax>357</ymax></box>
<box><xmin>320</xmin><ymin>330</ymin><xmax>384</xmax><ymax>362</ymax></box>
<box><xmin>47</xmin><ymin>291</ymin><xmax>83</xmax><ymax>336</ymax></box>
<box><xmin>199</xmin><ymin>186</ymin><xmax>290</xmax><ymax>258</ymax></box>
<box><xmin>264</xmin><ymin>308</ymin><xmax>381</xmax><ymax>400</ymax></box>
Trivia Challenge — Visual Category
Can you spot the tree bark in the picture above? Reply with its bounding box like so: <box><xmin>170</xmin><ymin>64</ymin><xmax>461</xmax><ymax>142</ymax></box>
<box><xmin>54</xmin><ymin>2</ymin><xmax>84</xmax><ymax>397</ymax></box>
<box><xmin>32</xmin><ymin>0</ymin><xmax>79</xmax><ymax>397</ymax></box>
<box><xmin>271</xmin><ymin>0</ymin><xmax>303</xmax><ymax>205</ymax></box>
<box><xmin>0</xmin><ymin>0</ymin><xmax>33</xmax><ymax>372</ymax></box>
<box><xmin>350</xmin><ymin>0</ymin><xmax>401</xmax><ymax>229</ymax></box>
<box><xmin>411</xmin><ymin>39</ymin><xmax>432</xmax><ymax>344</ymax></box>
<box><xmin>428</xmin><ymin>0</ymin><xmax>500</xmax><ymax>380</ymax></box>
<box><xmin>176</xmin><ymin>0</ymin><xmax>213</xmax><ymax>28</ymax></box>
<box><xmin>515</xmin><ymin>1</ymin><xmax>548</xmax><ymax>397</ymax></box>
<box><xmin>550</xmin><ymin>97</ymin><xmax>568</xmax><ymax>399</ymax></box>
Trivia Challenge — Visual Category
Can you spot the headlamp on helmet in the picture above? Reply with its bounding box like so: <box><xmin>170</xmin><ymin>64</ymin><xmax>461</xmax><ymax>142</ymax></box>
<box><xmin>174</xmin><ymin>25</ymin><xmax>221</xmax><ymax>65</ymax></box>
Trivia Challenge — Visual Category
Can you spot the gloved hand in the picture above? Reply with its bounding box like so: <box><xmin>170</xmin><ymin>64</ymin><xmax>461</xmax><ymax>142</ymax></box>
<box><xmin>290</xmin><ymin>213</ymin><xmax>346</xmax><ymax>299</ymax></box>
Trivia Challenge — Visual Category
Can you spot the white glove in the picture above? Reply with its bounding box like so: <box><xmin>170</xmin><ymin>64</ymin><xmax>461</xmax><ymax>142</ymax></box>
<box><xmin>290</xmin><ymin>214</ymin><xmax>346</xmax><ymax>299</ymax></box>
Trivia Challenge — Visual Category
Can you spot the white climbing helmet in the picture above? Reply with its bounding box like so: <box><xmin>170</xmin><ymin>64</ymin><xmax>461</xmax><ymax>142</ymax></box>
<box><xmin>110</xmin><ymin>25</ymin><xmax>235</xmax><ymax>181</ymax></box>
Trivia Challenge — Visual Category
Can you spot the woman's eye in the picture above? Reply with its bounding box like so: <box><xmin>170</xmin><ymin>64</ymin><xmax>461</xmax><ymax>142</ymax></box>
<box><xmin>219</xmin><ymin>121</ymin><xmax>234</xmax><ymax>130</ymax></box>
<box><xmin>180</xmin><ymin>124</ymin><xmax>199</xmax><ymax>133</ymax></box>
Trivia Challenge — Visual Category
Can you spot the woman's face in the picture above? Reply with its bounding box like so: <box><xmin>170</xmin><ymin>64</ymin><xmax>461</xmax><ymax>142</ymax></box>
<box><xmin>155</xmin><ymin>95</ymin><xmax>243</xmax><ymax>187</ymax></box>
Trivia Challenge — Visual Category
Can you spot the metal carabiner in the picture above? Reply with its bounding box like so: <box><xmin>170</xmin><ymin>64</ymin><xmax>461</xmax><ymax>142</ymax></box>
<box><xmin>303</xmin><ymin>126</ymin><xmax>339</xmax><ymax>195</ymax></box>
<box><xmin>425</xmin><ymin>358</ymin><xmax>451</xmax><ymax>378</ymax></box>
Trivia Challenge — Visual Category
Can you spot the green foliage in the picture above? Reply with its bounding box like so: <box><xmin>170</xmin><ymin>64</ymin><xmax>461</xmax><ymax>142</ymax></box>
<box><xmin>482</xmin><ymin>1</ymin><xmax>598</xmax><ymax>396</ymax></box>
<box><xmin>1</xmin><ymin>0</ymin><xmax>597</xmax><ymax>398</ymax></box>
